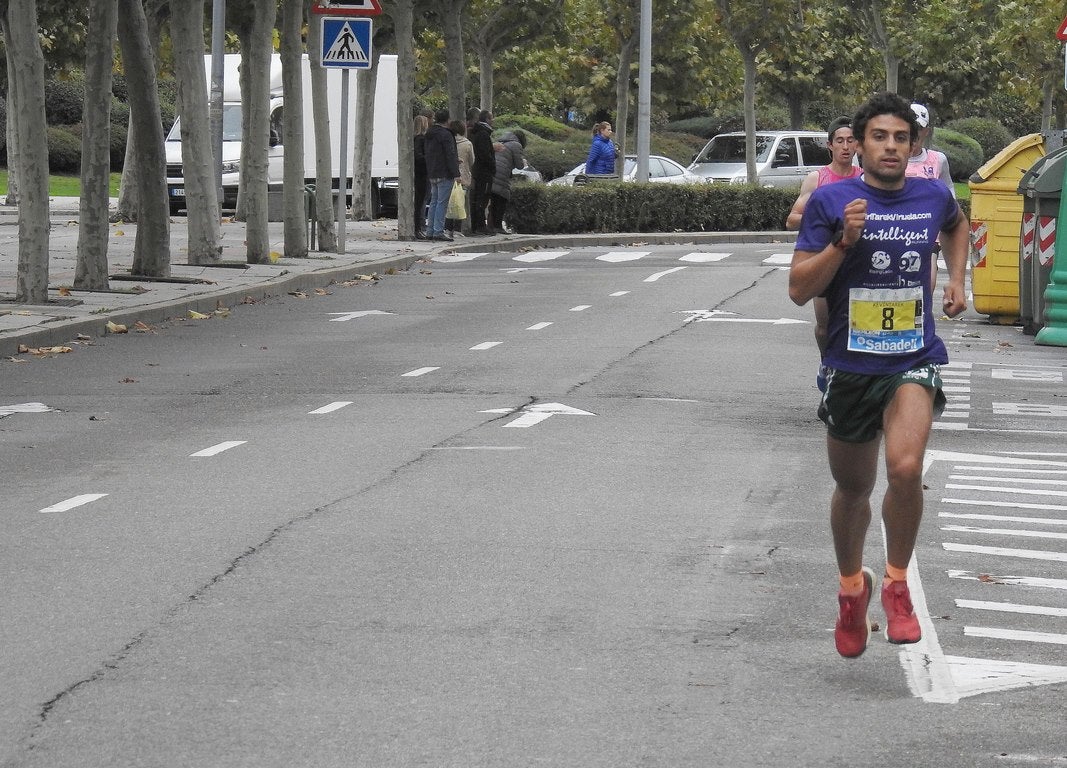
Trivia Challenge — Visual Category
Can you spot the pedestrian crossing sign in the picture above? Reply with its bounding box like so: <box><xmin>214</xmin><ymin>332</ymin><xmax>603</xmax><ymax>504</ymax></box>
<box><xmin>320</xmin><ymin>17</ymin><xmax>372</xmax><ymax>68</ymax></box>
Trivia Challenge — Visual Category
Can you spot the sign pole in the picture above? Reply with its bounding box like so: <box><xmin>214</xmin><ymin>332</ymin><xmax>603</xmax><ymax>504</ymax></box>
<box><xmin>337</xmin><ymin>68</ymin><xmax>350</xmax><ymax>254</ymax></box>
<box><xmin>1035</xmin><ymin>24</ymin><xmax>1067</xmax><ymax>345</ymax></box>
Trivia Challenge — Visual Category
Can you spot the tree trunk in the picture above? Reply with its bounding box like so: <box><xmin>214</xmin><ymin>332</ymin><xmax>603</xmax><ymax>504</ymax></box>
<box><xmin>2</xmin><ymin>24</ymin><xmax>21</xmax><ymax>208</ymax></box>
<box><xmin>478</xmin><ymin>49</ymin><xmax>493</xmax><ymax>113</ymax></box>
<box><xmin>351</xmin><ymin>60</ymin><xmax>378</xmax><ymax>221</ymax></box>
<box><xmin>392</xmin><ymin>0</ymin><xmax>416</xmax><ymax>241</ymax></box>
<box><xmin>114</xmin><ymin>112</ymin><xmax>139</xmax><ymax>221</ymax></box>
<box><xmin>117</xmin><ymin>0</ymin><xmax>170</xmax><ymax>276</ymax></box>
<box><xmin>613</xmin><ymin>36</ymin><xmax>637</xmax><ymax>175</ymax></box>
<box><xmin>280</xmin><ymin>0</ymin><xmax>307</xmax><ymax>257</ymax></box>
<box><xmin>170</xmin><ymin>0</ymin><xmax>221</xmax><ymax>265</ymax></box>
<box><xmin>5</xmin><ymin>0</ymin><xmax>49</xmax><ymax>303</ymax></box>
<box><xmin>242</xmin><ymin>0</ymin><xmax>277</xmax><ymax>264</ymax></box>
<box><xmin>307</xmin><ymin>1</ymin><xmax>337</xmax><ymax>252</ymax></box>
<box><xmin>75</xmin><ymin>0</ymin><xmax>118</xmax><ymax>290</ymax></box>
<box><xmin>742</xmin><ymin>48</ymin><xmax>758</xmax><ymax>183</ymax></box>
<box><xmin>439</xmin><ymin>0</ymin><xmax>467</xmax><ymax>122</ymax></box>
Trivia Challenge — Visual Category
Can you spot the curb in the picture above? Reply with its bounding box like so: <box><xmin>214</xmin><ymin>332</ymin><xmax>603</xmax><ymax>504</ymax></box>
<box><xmin>448</xmin><ymin>230</ymin><xmax>798</xmax><ymax>253</ymax></box>
<box><xmin>1</xmin><ymin>252</ymin><xmax>422</xmax><ymax>357</ymax></box>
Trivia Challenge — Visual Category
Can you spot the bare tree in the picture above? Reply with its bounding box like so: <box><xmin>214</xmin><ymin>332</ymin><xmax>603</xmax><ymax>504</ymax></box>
<box><xmin>3</xmin><ymin>0</ymin><xmax>50</xmax><ymax>302</ymax></box>
<box><xmin>75</xmin><ymin>0</ymin><xmax>118</xmax><ymax>289</ymax></box>
<box><xmin>306</xmin><ymin>0</ymin><xmax>337</xmax><ymax>252</ymax></box>
<box><xmin>2</xmin><ymin>37</ymin><xmax>20</xmax><ymax>207</ymax></box>
<box><xmin>430</xmin><ymin>0</ymin><xmax>467</xmax><ymax>120</ymax></box>
<box><xmin>280</xmin><ymin>0</ymin><xmax>308</xmax><ymax>257</ymax></box>
<box><xmin>117</xmin><ymin>0</ymin><xmax>170</xmax><ymax>276</ymax></box>
<box><xmin>233</xmin><ymin>0</ymin><xmax>277</xmax><ymax>264</ymax></box>
<box><xmin>170</xmin><ymin>0</ymin><xmax>222</xmax><ymax>264</ymax></box>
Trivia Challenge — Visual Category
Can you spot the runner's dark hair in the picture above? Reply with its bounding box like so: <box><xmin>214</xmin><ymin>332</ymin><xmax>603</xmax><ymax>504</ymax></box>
<box><xmin>852</xmin><ymin>92</ymin><xmax>918</xmax><ymax>143</ymax></box>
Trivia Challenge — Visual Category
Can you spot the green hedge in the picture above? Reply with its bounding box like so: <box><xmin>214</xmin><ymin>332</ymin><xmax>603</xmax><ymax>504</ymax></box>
<box><xmin>932</xmin><ymin>128</ymin><xmax>984</xmax><ymax>182</ymax></box>
<box><xmin>943</xmin><ymin>117</ymin><xmax>1013</xmax><ymax>163</ymax></box>
<box><xmin>47</xmin><ymin>126</ymin><xmax>82</xmax><ymax>174</ymax></box>
<box><xmin>507</xmin><ymin>182</ymin><xmax>797</xmax><ymax>234</ymax></box>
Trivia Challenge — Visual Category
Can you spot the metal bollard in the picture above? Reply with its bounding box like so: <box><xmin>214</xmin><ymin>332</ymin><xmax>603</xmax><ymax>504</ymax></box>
<box><xmin>304</xmin><ymin>184</ymin><xmax>317</xmax><ymax>251</ymax></box>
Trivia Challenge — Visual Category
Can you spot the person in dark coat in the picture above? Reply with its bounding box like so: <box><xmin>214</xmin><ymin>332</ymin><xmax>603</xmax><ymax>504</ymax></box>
<box><xmin>489</xmin><ymin>129</ymin><xmax>526</xmax><ymax>235</ymax></box>
<box><xmin>467</xmin><ymin>109</ymin><xmax>495</xmax><ymax>236</ymax></box>
<box><xmin>423</xmin><ymin>108</ymin><xmax>461</xmax><ymax>241</ymax></box>
<box><xmin>412</xmin><ymin>114</ymin><xmax>430</xmax><ymax>239</ymax></box>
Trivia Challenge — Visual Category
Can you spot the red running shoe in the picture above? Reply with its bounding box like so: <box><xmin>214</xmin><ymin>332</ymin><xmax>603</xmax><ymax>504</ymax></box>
<box><xmin>835</xmin><ymin>567</ymin><xmax>874</xmax><ymax>658</ymax></box>
<box><xmin>881</xmin><ymin>579</ymin><xmax>922</xmax><ymax>644</ymax></box>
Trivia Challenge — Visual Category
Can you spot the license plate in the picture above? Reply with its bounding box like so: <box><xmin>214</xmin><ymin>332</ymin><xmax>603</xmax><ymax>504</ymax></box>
<box><xmin>170</xmin><ymin>187</ymin><xmax>185</xmax><ymax>197</ymax></box>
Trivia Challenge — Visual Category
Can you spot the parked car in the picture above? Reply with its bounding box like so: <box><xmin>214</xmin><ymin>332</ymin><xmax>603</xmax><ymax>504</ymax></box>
<box><xmin>686</xmin><ymin>130</ymin><xmax>831</xmax><ymax>187</ymax></box>
<box><xmin>513</xmin><ymin>166</ymin><xmax>543</xmax><ymax>183</ymax></box>
<box><xmin>547</xmin><ymin>155</ymin><xmax>705</xmax><ymax>186</ymax></box>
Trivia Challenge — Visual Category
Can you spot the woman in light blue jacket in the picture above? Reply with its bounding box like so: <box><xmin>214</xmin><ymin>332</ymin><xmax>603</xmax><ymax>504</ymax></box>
<box><xmin>585</xmin><ymin>122</ymin><xmax>617</xmax><ymax>175</ymax></box>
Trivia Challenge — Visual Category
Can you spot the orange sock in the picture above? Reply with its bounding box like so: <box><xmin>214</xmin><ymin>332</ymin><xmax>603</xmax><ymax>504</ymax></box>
<box><xmin>839</xmin><ymin>570</ymin><xmax>866</xmax><ymax>596</ymax></box>
<box><xmin>884</xmin><ymin>563</ymin><xmax>908</xmax><ymax>583</ymax></box>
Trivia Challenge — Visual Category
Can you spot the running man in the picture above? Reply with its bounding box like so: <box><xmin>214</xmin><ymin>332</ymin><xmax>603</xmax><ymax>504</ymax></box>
<box><xmin>786</xmin><ymin>116</ymin><xmax>862</xmax><ymax>389</ymax></box>
<box><xmin>788</xmin><ymin>92</ymin><xmax>969</xmax><ymax>659</ymax></box>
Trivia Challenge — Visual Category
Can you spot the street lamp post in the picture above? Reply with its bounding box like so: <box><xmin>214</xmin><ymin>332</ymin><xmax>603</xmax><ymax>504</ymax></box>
<box><xmin>636</xmin><ymin>0</ymin><xmax>651</xmax><ymax>182</ymax></box>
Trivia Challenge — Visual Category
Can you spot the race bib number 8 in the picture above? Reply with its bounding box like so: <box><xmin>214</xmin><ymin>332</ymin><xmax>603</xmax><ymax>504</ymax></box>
<box><xmin>847</xmin><ymin>287</ymin><xmax>924</xmax><ymax>355</ymax></box>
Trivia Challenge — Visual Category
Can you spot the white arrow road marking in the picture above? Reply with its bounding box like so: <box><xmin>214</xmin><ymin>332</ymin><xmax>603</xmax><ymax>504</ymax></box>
<box><xmin>936</xmin><ymin>656</ymin><xmax>1067</xmax><ymax>698</ymax></box>
<box><xmin>309</xmin><ymin>401</ymin><xmax>353</xmax><ymax>414</ymax></box>
<box><xmin>470</xmin><ymin>342</ymin><xmax>502</xmax><ymax>351</ymax></box>
<box><xmin>402</xmin><ymin>367</ymin><xmax>440</xmax><ymax>377</ymax></box>
<box><xmin>327</xmin><ymin>310</ymin><xmax>394</xmax><ymax>322</ymax></box>
<box><xmin>191</xmin><ymin>441</ymin><xmax>246</xmax><ymax>457</ymax></box>
<box><xmin>679</xmin><ymin>252</ymin><xmax>730</xmax><ymax>262</ymax></box>
<box><xmin>40</xmin><ymin>494</ymin><xmax>108</xmax><ymax>514</ymax></box>
<box><xmin>597</xmin><ymin>251</ymin><xmax>649</xmax><ymax>262</ymax></box>
<box><xmin>434</xmin><ymin>253</ymin><xmax>487</xmax><ymax>263</ymax></box>
<box><xmin>480</xmin><ymin>402</ymin><xmax>596</xmax><ymax>428</ymax></box>
<box><xmin>644</xmin><ymin>267</ymin><xmax>688</xmax><ymax>282</ymax></box>
<box><xmin>513</xmin><ymin>250</ymin><xmax>569</xmax><ymax>263</ymax></box>
<box><xmin>0</xmin><ymin>402</ymin><xmax>53</xmax><ymax>418</ymax></box>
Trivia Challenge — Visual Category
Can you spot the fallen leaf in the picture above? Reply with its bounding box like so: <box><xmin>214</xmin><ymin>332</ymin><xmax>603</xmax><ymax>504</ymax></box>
<box><xmin>241</xmin><ymin>296</ymin><xmax>258</xmax><ymax>305</ymax></box>
<box><xmin>385</xmin><ymin>267</ymin><xmax>396</xmax><ymax>275</ymax></box>
<box><xmin>106</xmin><ymin>321</ymin><xmax>128</xmax><ymax>334</ymax></box>
<box><xmin>425</xmin><ymin>295</ymin><xmax>434</xmax><ymax>299</ymax></box>
<box><xmin>288</xmin><ymin>291</ymin><xmax>308</xmax><ymax>299</ymax></box>
<box><xmin>314</xmin><ymin>288</ymin><xmax>330</xmax><ymax>296</ymax></box>
<box><xmin>7</xmin><ymin>356</ymin><xmax>27</xmax><ymax>363</ymax></box>
<box><xmin>18</xmin><ymin>344</ymin><xmax>30</xmax><ymax>353</ymax></box>
<box><xmin>187</xmin><ymin>310</ymin><xmax>211</xmax><ymax>320</ymax></box>
<box><xmin>214</xmin><ymin>307</ymin><xmax>231</xmax><ymax>318</ymax></box>
<box><xmin>76</xmin><ymin>334</ymin><xmax>91</xmax><ymax>341</ymax></box>
<box><xmin>269</xmin><ymin>251</ymin><xmax>282</xmax><ymax>263</ymax></box>
<box><xmin>114</xmin><ymin>229</ymin><xmax>125</xmax><ymax>236</ymax></box>
<box><xmin>419</xmin><ymin>269</ymin><xmax>433</xmax><ymax>275</ymax></box>
<box><xmin>119</xmin><ymin>377</ymin><xmax>137</xmax><ymax>383</ymax></box>
<box><xmin>133</xmin><ymin>321</ymin><xmax>154</xmax><ymax>332</ymax></box>
<box><xmin>57</xmin><ymin>286</ymin><xmax>72</xmax><ymax>297</ymax></box>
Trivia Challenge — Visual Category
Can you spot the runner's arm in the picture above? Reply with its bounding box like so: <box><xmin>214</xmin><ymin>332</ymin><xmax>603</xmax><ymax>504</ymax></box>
<box><xmin>785</xmin><ymin>171</ymin><xmax>820</xmax><ymax>231</ymax></box>
<box><xmin>789</xmin><ymin>197</ymin><xmax>867</xmax><ymax>306</ymax></box>
<box><xmin>939</xmin><ymin>204</ymin><xmax>968</xmax><ymax>317</ymax></box>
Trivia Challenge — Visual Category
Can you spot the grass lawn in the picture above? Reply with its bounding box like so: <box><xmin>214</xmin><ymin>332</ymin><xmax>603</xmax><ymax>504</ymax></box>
<box><xmin>0</xmin><ymin>171</ymin><xmax>122</xmax><ymax>197</ymax></box>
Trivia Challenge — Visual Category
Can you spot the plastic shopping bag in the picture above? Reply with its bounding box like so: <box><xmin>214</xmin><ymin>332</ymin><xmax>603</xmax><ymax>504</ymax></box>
<box><xmin>447</xmin><ymin>182</ymin><xmax>467</xmax><ymax>220</ymax></box>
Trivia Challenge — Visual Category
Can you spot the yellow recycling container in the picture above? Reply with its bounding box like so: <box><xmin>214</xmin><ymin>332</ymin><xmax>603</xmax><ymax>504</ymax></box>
<box><xmin>968</xmin><ymin>133</ymin><xmax>1046</xmax><ymax>323</ymax></box>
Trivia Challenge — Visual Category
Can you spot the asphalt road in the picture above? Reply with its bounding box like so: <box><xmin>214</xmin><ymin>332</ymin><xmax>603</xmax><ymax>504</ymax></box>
<box><xmin>1</xmin><ymin>243</ymin><xmax>1065</xmax><ymax>767</ymax></box>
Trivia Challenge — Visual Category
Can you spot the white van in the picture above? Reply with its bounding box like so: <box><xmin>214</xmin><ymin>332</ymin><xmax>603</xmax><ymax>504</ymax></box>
<box><xmin>687</xmin><ymin>130</ymin><xmax>831</xmax><ymax>187</ymax></box>
<box><xmin>165</xmin><ymin>53</ymin><xmax>399</xmax><ymax>216</ymax></box>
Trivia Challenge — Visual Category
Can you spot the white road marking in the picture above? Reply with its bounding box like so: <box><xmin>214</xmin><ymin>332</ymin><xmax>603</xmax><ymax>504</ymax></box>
<box><xmin>327</xmin><ymin>310</ymin><xmax>393</xmax><ymax>322</ymax></box>
<box><xmin>609</xmin><ymin>291</ymin><xmax>630</xmax><ymax>297</ymax></box>
<box><xmin>644</xmin><ymin>266</ymin><xmax>688</xmax><ymax>282</ymax></box>
<box><xmin>433</xmin><ymin>253</ymin><xmax>486</xmax><ymax>262</ymax></box>
<box><xmin>679</xmin><ymin>252</ymin><xmax>730</xmax><ymax>262</ymax></box>
<box><xmin>570</xmin><ymin>305</ymin><xmax>591</xmax><ymax>312</ymax></box>
<box><xmin>763</xmin><ymin>253</ymin><xmax>793</xmax><ymax>265</ymax></box>
<box><xmin>470</xmin><ymin>341</ymin><xmax>502</xmax><ymax>351</ymax></box>
<box><xmin>943</xmin><ymin>543</ymin><xmax>1067</xmax><ymax>562</ymax></box>
<box><xmin>956</xmin><ymin>599</ymin><xmax>1067</xmax><ymax>618</ymax></box>
<box><xmin>597</xmin><ymin>250</ymin><xmax>649</xmax><ymax>262</ymax></box>
<box><xmin>0</xmin><ymin>402</ymin><xmax>54</xmax><ymax>418</ymax></box>
<box><xmin>402</xmin><ymin>367</ymin><xmax>440</xmax><ymax>377</ymax></box>
<box><xmin>954</xmin><ymin>465</ymin><xmax>1067</xmax><ymax>474</ymax></box>
<box><xmin>947</xmin><ymin>570</ymin><xmax>1067</xmax><ymax>590</ymax></box>
<box><xmin>513</xmin><ymin>250</ymin><xmax>569</xmax><ymax>263</ymax></box>
<box><xmin>498</xmin><ymin>402</ymin><xmax>596</xmax><ymax>429</ymax></box>
<box><xmin>503</xmin><ymin>267</ymin><xmax>553</xmax><ymax>273</ymax></box>
<box><xmin>40</xmin><ymin>494</ymin><xmax>108</xmax><ymax>514</ymax></box>
<box><xmin>942</xmin><ymin>497</ymin><xmax>1067</xmax><ymax>512</ymax></box>
<box><xmin>946</xmin><ymin>483</ymin><xmax>1067</xmax><ymax>497</ymax></box>
<box><xmin>941</xmin><ymin>511</ymin><xmax>1067</xmax><ymax>526</ymax></box>
<box><xmin>993</xmin><ymin>402</ymin><xmax>1067</xmax><ymax>417</ymax></box>
<box><xmin>941</xmin><ymin>524</ymin><xmax>1067</xmax><ymax>541</ymax></box>
<box><xmin>950</xmin><ymin>474</ymin><xmax>1067</xmax><ymax>486</ymax></box>
<box><xmin>526</xmin><ymin>322</ymin><xmax>553</xmax><ymax>330</ymax></box>
<box><xmin>190</xmin><ymin>441</ymin><xmax>246</xmax><ymax>457</ymax></box>
<box><xmin>308</xmin><ymin>401</ymin><xmax>353</xmax><ymax>414</ymax></box>
<box><xmin>964</xmin><ymin>627</ymin><xmax>1067</xmax><ymax>645</ymax></box>
<box><xmin>430</xmin><ymin>446</ymin><xmax>525</xmax><ymax>451</ymax></box>
<box><xmin>992</xmin><ymin>368</ymin><xmax>1063</xmax><ymax>382</ymax></box>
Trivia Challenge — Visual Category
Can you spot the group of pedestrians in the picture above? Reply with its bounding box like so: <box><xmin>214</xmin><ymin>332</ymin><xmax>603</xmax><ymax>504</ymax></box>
<box><xmin>787</xmin><ymin>92</ymin><xmax>968</xmax><ymax>660</ymax></box>
<box><xmin>412</xmin><ymin>108</ymin><xmax>529</xmax><ymax>241</ymax></box>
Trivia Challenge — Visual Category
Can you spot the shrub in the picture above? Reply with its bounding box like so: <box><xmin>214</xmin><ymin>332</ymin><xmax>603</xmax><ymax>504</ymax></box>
<box><xmin>494</xmin><ymin>113</ymin><xmax>575</xmax><ymax>142</ymax></box>
<box><xmin>943</xmin><ymin>117</ymin><xmax>1014</xmax><ymax>162</ymax></box>
<box><xmin>110</xmin><ymin>122</ymin><xmax>128</xmax><ymax>171</ymax></box>
<box><xmin>932</xmin><ymin>128</ymin><xmax>983</xmax><ymax>181</ymax></box>
<box><xmin>47</xmin><ymin>125</ymin><xmax>82</xmax><ymax>173</ymax></box>
<box><xmin>507</xmin><ymin>182</ymin><xmax>796</xmax><ymax>234</ymax></box>
<box><xmin>45</xmin><ymin>76</ymin><xmax>85</xmax><ymax>125</ymax></box>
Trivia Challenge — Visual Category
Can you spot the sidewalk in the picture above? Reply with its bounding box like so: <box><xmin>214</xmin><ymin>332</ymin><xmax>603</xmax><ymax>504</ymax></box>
<box><xmin>0</xmin><ymin>197</ymin><xmax>795</xmax><ymax>358</ymax></box>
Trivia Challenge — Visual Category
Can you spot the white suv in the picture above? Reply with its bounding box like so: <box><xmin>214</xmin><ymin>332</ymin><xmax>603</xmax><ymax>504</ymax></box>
<box><xmin>687</xmin><ymin>130</ymin><xmax>832</xmax><ymax>187</ymax></box>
